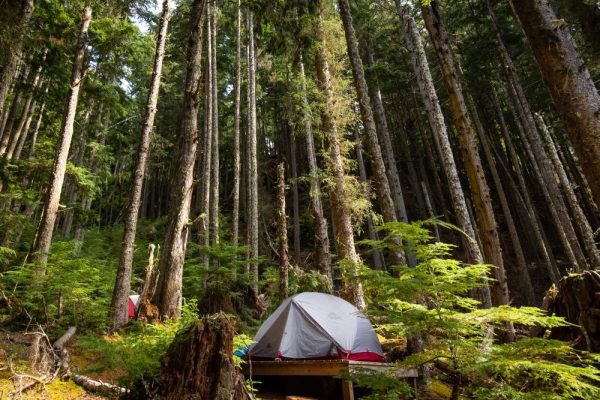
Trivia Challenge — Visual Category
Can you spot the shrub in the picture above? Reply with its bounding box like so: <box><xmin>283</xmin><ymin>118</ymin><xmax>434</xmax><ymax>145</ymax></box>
<box><xmin>356</xmin><ymin>220</ymin><xmax>600</xmax><ymax>399</ymax></box>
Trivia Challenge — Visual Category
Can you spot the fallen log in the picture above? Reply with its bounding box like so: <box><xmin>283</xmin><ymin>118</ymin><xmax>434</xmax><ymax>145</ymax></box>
<box><xmin>53</xmin><ymin>326</ymin><xmax>76</xmax><ymax>351</ymax></box>
<box><xmin>53</xmin><ymin>326</ymin><xmax>76</xmax><ymax>378</ymax></box>
<box><xmin>72</xmin><ymin>374</ymin><xmax>127</xmax><ymax>396</ymax></box>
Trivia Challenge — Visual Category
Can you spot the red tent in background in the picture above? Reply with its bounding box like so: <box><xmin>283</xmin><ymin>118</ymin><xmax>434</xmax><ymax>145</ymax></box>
<box><xmin>128</xmin><ymin>295</ymin><xmax>140</xmax><ymax>318</ymax></box>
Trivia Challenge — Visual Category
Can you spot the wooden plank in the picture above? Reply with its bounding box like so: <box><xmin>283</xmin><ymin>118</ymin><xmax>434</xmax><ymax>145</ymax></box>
<box><xmin>242</xmin><ymin>360</ymin><xmax>419</xmax><ymax>379</ymax></box>
<box><xmin>244</xmin><ymin>360</ymin><xmax>347</xmax><ymax>376</ymax></box>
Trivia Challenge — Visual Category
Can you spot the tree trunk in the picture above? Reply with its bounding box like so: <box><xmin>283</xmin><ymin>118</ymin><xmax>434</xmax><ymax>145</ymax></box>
<box><xmin>338</xmin><ymin>0</ymin><xmax>405</xmax><ymax>268</ymax></box>
<box><xmin>72</xmin><ymin>102</ymin><xmax>108</xmax><ymax>250</ymax></box>
<box><xmin>421</xmin><ymin>1</ymin><xmax>508</xmax><ymax>307</ymax></box>
<box><xmin>556</xmin><ymin>136</ymin><xmax>599</xmax><ymax>226</ymax></box>
<box><xmin>155</xmin><ymin>315</ymin><xmax>251</xmax><ymax>400</ymax></box>
<box><xmin>0</xmin><ymin>66</ymin><xmax>29</xmax><ymax>156</ymax></box>
<box><xmin>5</xmin><ymin>54</ymin><xmax>45</xmax><ymax>160</ymax></box>
<box><xmin>60</xmin><ymin>106</ymin><xmax>93</xmax><ymax>238</ymax></box>
<box><xmin>0</xmin><ymin>0</ymin><xmax>34</xmax><ymax>119</ymax></box>
<box><xmin>490</xmin><ymin>86</ymin><xmax>560</xmax><ymax>283</ymax></box>
<box><xmin>209</xmin><ymin>1</ymin><xmax>219</xmax><ymax>250</ymax></box>
<box><xmin>396</xmin><ymin>4</ymin><xmax>492</xmax><ymax>306</ymax></box>
<box><xmin>27</xmin><ymin>6</ymin><xmax>91</xmax><ymax>268</ymax></box>
<box><xmin>535</xmin><ymin>113</ymin><xmax>600</xmax><ymax>270</ymax></box>
<box><xmin>486</xmin><ymin>0</ymin><xmax>587</xmax><ymax>273</ymax></box>
<box><xmin>396</xmin><ymin>106</ymin><xmax>427</xmax><ymax>219</ymax></box>
<box><xmin>136</xmin><ymin>243</ymin><xmax>160</xmax><ymax>324</ymax></box>
<box><xmin>314</xmin><ymin>10</ymin><xmax>364</xmax><ymax>309</ymax></box>
<box><xmin>421</xmin><ymin>181</ymin><xmax>441</xmax><ymax>241</ymax></box>
<box><xmin>231</xmin><ymin>0</ymin><xmax>241</xmax><ymax>248</ymax></box>
<box><xmin>151</xmin><ymin>0</ymin><xmax>206</xmax><ymax>320</ymax></box>
<box><xmin>508</xmin><ymin>0</ymin><xmax>600</xmax><ymax>206</ymax></box>
<box><xmin>277</xmin><ymin>162</ymin><xmax>289</xmax><ymax>301</ymax></box>
<box><xmin>289</xmin><ymin>131</ymin><xmax>301</xmax><ymax>264</ymax></box>
<box><xmin>299</xmin><ymin>58</ymin><xmax>332</xmax><ymax>286</ymax></box>
<box><xmin>72</xmin><ymin>374</ymin><xmax>126</xmax><ymax>397</ymax></box>
<box><xmin>506</xmin><ymin>79</ymin><xmax>588</xmax><ymax>271</ymax></box>
<box><xmin>200</xmin><ymin>8</ymin><xmax>213</xmax><ymax>265</ymax></box>
<box><xmin>0</xmin><ymin>62</ymin><xmax>27</xmax><ymax>141</ymax></box>
<box><xmin>13</xmin><ymin>81</ymin><xmax>47</xmax><ymax>161</ymax></box>
<box><xmin>28</xmin><ymin>96</ymin><xmax>45</xmax><ymax>159</ymax></box>
<box><xmin>247</xmin><ymin>10</ymin><xmax>259</xmax><ymax>293</ymax></box>
<box><xmin>110</xmin><ymin>0</ymin><xmax>171</xmax><ymax>328</ymax></box>
<box><xmin>139</xmin><ymin>244</ymin><xmax>158</xmax><ymax>303</ymax></box>
<box><xmin>472</xmin><ymin>98</ymin><xmax>536</xmax><ymax>305</ymax></box>
<box><xmin>556</xmin><ymin>141</ymin><xmax>599</xmax><ymax>229</ymax></box>
<box><xmin>355</xmin><ymin>128</ymin><xmax>385</xmax><ymax>270</ymax></box>
<box><xmin>363</xmin><ymin>42</ymin><xmax>408</xmax><ymax>223</ymax></box>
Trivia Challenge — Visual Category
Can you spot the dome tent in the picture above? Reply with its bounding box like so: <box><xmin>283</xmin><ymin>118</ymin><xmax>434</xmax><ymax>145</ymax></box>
<box><xmin>249</xmin><ymin>292</ymin><xmax>385</xmax><ymax>362</ymax></box>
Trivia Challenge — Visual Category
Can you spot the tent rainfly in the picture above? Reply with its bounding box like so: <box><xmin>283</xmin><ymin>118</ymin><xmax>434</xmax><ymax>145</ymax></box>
<box><xmin>249</xmin><ymin>292</ymin><xmax>385</xmax><ymax>362</ymax></box>
<box><xmin>128</xmin><ymin>294</ymin><xmax>140</xmax><ymax>318</ymax></box>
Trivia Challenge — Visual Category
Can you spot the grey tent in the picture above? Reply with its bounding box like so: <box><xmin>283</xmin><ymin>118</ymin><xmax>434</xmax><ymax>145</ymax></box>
<box><xmin>249</xmin><ymin>292</ymin><xmax>385</xmax><ymax>362</ymax></box>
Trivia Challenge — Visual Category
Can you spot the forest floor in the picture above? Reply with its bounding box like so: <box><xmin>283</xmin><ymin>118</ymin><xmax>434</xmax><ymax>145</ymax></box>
<box><xmin>0</xmin><ymin>331</ymin><xmax>121</xmax><ymax>399</ymax></box>
<box><xmin>1</xmin><ymin>328</ymin><xmax>453</xmax><ymax>399</ymax></box>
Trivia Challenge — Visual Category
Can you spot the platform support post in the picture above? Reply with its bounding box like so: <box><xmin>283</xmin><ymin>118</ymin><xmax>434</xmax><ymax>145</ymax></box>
<box><xmin>342</xmin><ymin>380</ymin><xmax>354</xmax><ymax>400</ymax></box>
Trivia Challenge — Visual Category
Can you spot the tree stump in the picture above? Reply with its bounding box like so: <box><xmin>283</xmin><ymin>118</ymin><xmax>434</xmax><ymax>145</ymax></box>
<box><xmin>542</xmin><ymin>270</ymin><xmax>600</xmax><ymax>352</ymax></box>
<box><xmin>157</xmin><ymin>313</ymin><xmax>250</xmax><ymax>400</ymax></box>
<box><xmin>136</xmin><ymin>299</ymin><xmax>160</xmax><ymax>324</ymax></box>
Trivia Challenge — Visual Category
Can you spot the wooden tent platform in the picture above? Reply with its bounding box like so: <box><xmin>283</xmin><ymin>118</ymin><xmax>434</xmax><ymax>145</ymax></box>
<box><xmin>242</xmin><ymin>360</ymin><xmax>418</xmax><ymax>400</ymax></box>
